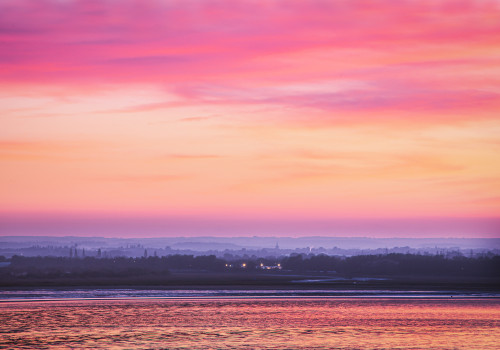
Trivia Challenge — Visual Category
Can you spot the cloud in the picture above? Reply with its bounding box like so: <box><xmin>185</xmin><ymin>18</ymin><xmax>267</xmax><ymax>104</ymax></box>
<box><xmin>98</xmin><ymin>101</ymin><xmax>182</xmax><ymax>114</ymax></box>
<box><xmin>238</xmin><ymin>151</ymin><xmax>465</xmax><ymax>190</ymax></box>
<box><xmin>102</xmin><ymin>55</ymin><xmax>194</xmax><ymax>66</ymax></box>
<box><xmin>185</xmin><ymin>85</ymin><xmax>500</xmax><ymax>115</ymax></box>
<box><xmin>162</xmin><ymin>154</ymin><xmax>223</xmax><ymax>160</ymax></box>
<box><xmin>178</xmin><ymin>116</ymin><xmax>214</xmax><ymax>122</ymax></box>
<box><xmin>1</xmin><ymin>0</ymin><xmax>498</xmax><ymax>119</ymax></box>
<box><xmin>100</xmin><ymin>174</ymin><xmax>187</xmax><ymax>183</ymax></box>
<box><xmin>0</xmin><ymin>140</ymin><xmax>102</xmax><ymax>161</ymax></box>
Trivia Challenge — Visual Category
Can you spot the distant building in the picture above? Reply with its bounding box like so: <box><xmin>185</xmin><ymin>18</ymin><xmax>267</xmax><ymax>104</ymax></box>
<box><xmin>259</xmin><ymin>262</ymin><xmax>282</xmax><ymax>270</ymax></box>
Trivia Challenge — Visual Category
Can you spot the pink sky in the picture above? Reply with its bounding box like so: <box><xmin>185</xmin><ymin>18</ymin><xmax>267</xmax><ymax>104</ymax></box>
<box><xmin>1</xmin><ymin>0</ymin><xmax>499</xmax><ymax>237</ymax></box>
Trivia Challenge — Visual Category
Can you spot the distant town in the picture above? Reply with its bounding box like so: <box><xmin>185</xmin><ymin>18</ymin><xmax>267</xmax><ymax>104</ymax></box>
<box><xmin>0</xmin><ymin>236</ymin><xmax>498</xmax><ymax>290</ymax></box>
<box><xmin>1</xmin><ymin>236</ymin><xmax>499</xmax><ymax>260</ymax></box>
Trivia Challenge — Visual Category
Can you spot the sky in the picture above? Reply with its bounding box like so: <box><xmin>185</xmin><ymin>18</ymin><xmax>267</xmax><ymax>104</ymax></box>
<box><xmin>1</xmin><ymin>0</ymin><xmax>499</xmax><ymax>237</ymax></box>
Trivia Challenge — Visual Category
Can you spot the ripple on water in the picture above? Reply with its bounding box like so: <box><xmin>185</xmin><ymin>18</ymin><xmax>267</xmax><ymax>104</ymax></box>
<box><xmin>0</xmin><ymin>298</ymin><xmax>499</xmax><ymax>349</ymax></box>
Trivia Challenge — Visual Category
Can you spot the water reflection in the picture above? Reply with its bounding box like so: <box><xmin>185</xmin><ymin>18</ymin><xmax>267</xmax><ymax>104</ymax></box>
<box><xmin>1</xmin><ymin>299</ymin><xmax>499</xmax><ymax>349</ymax></box>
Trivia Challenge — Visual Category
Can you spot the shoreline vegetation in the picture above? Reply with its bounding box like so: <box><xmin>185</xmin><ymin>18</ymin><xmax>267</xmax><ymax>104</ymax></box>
<box><xmin>0</xmin><ymin>254</ymin><xmax>499</xmax><ymax>292</ymax></box>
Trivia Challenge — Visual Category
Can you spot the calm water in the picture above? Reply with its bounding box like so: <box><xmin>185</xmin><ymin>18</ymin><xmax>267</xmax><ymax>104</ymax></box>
<box><xmin>2</xmin><ymin>288</ymin><xmax>499</xmax><ymax>300</ymax></box>
<box><xmin>1</xmin><ymin>298</ymin><xmax>499</xmax><ymax>349</ymax></box>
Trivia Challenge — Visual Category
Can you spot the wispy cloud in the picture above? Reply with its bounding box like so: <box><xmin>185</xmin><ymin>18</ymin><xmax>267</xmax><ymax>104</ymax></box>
<box><xmin>0</xmin><ymin>140</ymin><xmax>104</xmax><ymax>161</ymax></box>
<box><xmin>100</xmin><ymin>174</ymin><xmax>187</xmax><ymax>183</ymax></box>
<box><xmin>1</xmin><ymin>0</ymin><xmax>498</xmax><ymax>119</ymax></box>
<box><xmin>162</xmin><ymin>154</ymin><xmax>223</xmax><ymax>160</ymax></box>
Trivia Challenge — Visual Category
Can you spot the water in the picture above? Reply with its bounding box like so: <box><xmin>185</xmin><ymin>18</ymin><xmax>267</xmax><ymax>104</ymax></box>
<box><xmin>1</xmin><ymin>288</ymin><xmax>498</xmax><ymax>300</ymax></box>
<box><xmin>1</xmin><ymin>298</ymin><xmax>499</xmax><ymax>349</ymax></box>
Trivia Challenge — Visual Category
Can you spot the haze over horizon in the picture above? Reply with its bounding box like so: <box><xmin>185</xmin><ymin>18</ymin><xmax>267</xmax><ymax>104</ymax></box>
<box><xmin>1</xmin><ymin>214</ymin><xmax>499</xmax><ymax>238</ymax></box>
<box><xmin>1</xmin><ymin>0</ymin><xmax>499</xmax><ymax>239</ymax></box>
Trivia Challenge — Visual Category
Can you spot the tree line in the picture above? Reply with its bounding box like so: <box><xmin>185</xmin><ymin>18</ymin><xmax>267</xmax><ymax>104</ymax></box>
<box><xmin>280</xmin><ymin>253</ymin><xmax>500</xmax><ymax>277</ymax></box>
<box><xmin>0</xmin><ymin>253</ymin><xmax>499</xmax><ymax>280</ymax></box>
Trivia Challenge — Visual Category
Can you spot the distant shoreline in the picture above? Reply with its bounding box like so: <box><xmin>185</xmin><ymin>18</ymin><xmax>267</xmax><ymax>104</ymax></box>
<box><xmin>1</xmin><ymin>273</ymin><xmax>499</xmax><ymax>292</ymax></box>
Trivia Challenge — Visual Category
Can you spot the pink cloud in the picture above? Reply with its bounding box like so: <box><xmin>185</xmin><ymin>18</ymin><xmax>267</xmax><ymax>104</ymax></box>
<box><xmin>1</xmin><ymin>0</ymin><xmax>498</xmax><ymax>118</ymax></box>
<box><xmin>162</xmin><ymin>154</ymin><xmax>222</xmax><ymax>160</ymax></box>
<box><xmin>100</xmin><ymin>174</ymin><xmax>188</xmax><ymax>183</ymax></box>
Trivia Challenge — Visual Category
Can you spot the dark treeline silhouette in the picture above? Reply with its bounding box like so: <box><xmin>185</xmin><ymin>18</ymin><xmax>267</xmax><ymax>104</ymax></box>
<box><xmin>280</xmin><ymin>253</ymin><xmax>500</xmax><ymax>277</ymax></box>
<box><xmin>0</xmin><ymin>255</ymin><xmax>224</xmax><ymax>280</ymax></box>
<box><xmin>1</xmin><ymin>253</ymin><xmax>499</xmax><ymax>281</ymax></box>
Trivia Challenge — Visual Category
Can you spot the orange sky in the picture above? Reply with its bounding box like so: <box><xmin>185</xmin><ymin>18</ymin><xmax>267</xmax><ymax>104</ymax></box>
<box><xmin>1</xmin><ymin>0</ymin><xmax>499</xmax><ymax>237</ymax></box>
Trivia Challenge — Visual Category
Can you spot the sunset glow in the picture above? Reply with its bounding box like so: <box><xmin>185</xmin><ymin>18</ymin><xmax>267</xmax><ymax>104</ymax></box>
<box><xmin>1</xmin><ymin>0</ymin><xmax>499</xmax><ymax>237</ymax></box>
